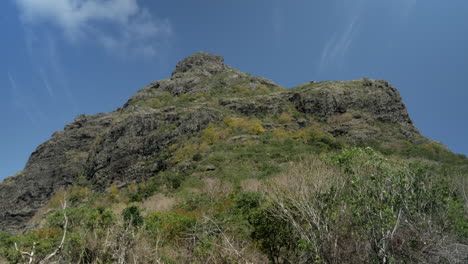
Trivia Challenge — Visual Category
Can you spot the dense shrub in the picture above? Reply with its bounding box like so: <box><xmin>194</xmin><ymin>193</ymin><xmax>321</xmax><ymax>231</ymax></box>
<box><xmin>233</xmin><ymin>191</ymin><xmax>263</xmax><ymax>215</ymax></box>
<box><xmin>145</xmin><ymin>211</ymin><xmax>197</xmax><ymax>242</ymax></box>
<box><xmin>123</xmin><ymin>205</ymin><xmax>144</xmax><ymax>227</ymax></box>
<box><xmin>250</xmin><ymin>205</ymin><xmax>299</xmax><ymax>264</ymax></box>
<box><xmin>254</xmin><ymin>148</ymin><xmax>468</xmax><ymax>264</ymax></box>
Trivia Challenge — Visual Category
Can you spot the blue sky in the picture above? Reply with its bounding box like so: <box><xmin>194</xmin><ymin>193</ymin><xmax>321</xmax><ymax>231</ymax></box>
<box><xmin>1</xmin><ymin>0</ymin><xmax>467</xmax><ymax>179</ymax></box>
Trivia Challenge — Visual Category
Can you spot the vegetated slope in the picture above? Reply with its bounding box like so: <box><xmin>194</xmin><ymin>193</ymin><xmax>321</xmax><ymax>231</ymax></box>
<box><xmin>0</xmin><ymin>52</ymin><xmax>466</xmax><ymax>263</ymax></box>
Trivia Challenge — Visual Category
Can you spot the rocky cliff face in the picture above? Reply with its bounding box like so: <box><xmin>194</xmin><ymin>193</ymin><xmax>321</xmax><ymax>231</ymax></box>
<box><xmin>0</xmin><ymin>52</ymin><xmax>423</xmax><ymax>233</ymax></box>
<box><xmin>0</xmin><ymin>113</ymin><xmax>115</xmax><ymax>233</ymax></box>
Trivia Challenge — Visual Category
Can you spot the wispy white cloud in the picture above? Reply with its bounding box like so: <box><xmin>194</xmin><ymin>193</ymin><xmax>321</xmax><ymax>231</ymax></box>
<box><xmin>22</xmin><ymin>27</ymin><xmax>78</xmax><ymax>111</ymax></box>
<box><xmin>318</xmin><ymin>0</ymin><xmax>419</xmax><ymax>72</ymax></box>
<box><xmin>14</xmin><ymin>0</ymin><xmax>172</xmax><ymax>58</ymax></box>
<box><xmin>39</xmin><ymin>68</ymin><xmax>53</xmax><ymax>97</ymax></box>
<box><xmin>45</xmin><ymin>36</ymin><xmax>79</xmax><ymax>111</ymax></box>
<box><xmin>319</xmin><ymin>16</ymin><xmax>359</xmax><ymax>71</ymax></box>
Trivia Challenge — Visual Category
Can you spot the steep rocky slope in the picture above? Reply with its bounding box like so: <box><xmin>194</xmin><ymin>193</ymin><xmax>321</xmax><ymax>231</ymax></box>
<box><xmin>0</xmin><ymin>52</ymin><xmax>431</xmax><ymax>233</ymax></box>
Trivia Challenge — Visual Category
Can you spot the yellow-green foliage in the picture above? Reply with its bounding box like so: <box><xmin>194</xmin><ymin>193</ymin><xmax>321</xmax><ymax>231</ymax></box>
<box><xmin>292</xmin><ymin>126</ymin><xmax>334</xmax><ymax>144</ymax></box>
<box><xmin>271</xmin><ymin>125</ymin><xmax>333</xmax><ymax>143</ymax></box>
<box><xmin>107</xmin><ymin>183</ymin><xmax>120</xmax><ymax>202</ymax></box>
<box><xmin>223</xmin><ymin>116</ymin><xmax>265</xmax><ymax>135</ymax></box>
<box><xmin>258</xmin><ymin>84</ymin><xmax>286</xmax><ymax>93</ymax></box>
<box><xmin>274</xmin><ymin>85</ymin><xmax>287</xmax><ymax>92</ymax></box>
<box><xmin>201</xmin><ymin>123</ymin><xmax>230</xmax><ymax>144</ymax></box>
<box><xmin>35</xmin><ymin>227</ymin><xmax>61</xmax><ymax>241</ymax></box>
<box><xmin>270</xmin><ymin>124</ymin><xmax>340</xmax><ymax>151</ymax></box>
<box><xmin>418</xmin><ymin>142</ymin><xmax>444</xmax><ymax>154</ymax></box>
<box><xmin>398</xmin><ymin>140</ymin><xmax>459</xmax><ymax>163</ymax></box>
<box><xmin>136</xmin><ymin>91</ymin><xmax>202</xmax><ymax>109</ymax></box>
<box><xmin>236</xmin><ymin>85</ymin><xmax>253</xmax><ymax>95</ymax></box>
<box><xmin>141</xmin><ymin>92</ymin><xmax>174</xmax><ymax>108</ymax></box>
<box><xmin>46</xmin><ymin>188</ymin><xmax>67</xmax><ymax>209</ymax></box>
<box><xmin>277</xmin><ymin>112</ymin><xmax>293</xmax><ymax>123</ymax></box>
<box><xmin>126</xmin><ymin>181</ymin><xmax>138</xmax><ymax>195</ymax></box>
<box><xmin>272</xmin><ymin>128</ymin><xmax>290</xmax><ymax>139</ymax></box>
<box><xmin>170</xmin><ymin>142</ymin><xmax>210</xmax><ymax>164</ymax></box>
<box><xmin>69</xmin><ymin>186</ymin><xmax>90</xmax><ymax>204</ymax></box>
<box><xmin>257</xmin><ymin>84</ymin><xmax>271</xmax><ymax>93</ymax></box>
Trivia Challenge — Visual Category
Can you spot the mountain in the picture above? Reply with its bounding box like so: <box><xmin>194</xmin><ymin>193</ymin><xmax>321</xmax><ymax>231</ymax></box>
<box><xmin>0</xmin><ymin>52</ymin><xmax>466</xmax><ymax>263</ymax></box>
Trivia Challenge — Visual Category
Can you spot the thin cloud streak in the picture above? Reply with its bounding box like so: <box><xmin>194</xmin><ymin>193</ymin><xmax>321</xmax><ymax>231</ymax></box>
<box><xmin>318</xmin><ymin>0</ymin><xmax>419</xmax><ymax>72</ymax></box>
<box><xmin>39</xmin><ymin>68</ymin><xmax>53</xmax><ymax>97</ymax></box>
<box><xmin>316</xmin><ymin>0</ymin><xmax>370</xmax><ymax>72</ymax></box>
<box><xmin>319</xmin><ymin>17</ymin><xmax>359</xmax><ymax>71</ymax></box>
<box><xmin>23</xmin><ymin>29</ymin><xmax>75</xmax><ymax>105</ymax></box>
<box><xmin>45</xmin><ymin>37</ymin><xmax>78</xmax><ymax>111</ymax></box>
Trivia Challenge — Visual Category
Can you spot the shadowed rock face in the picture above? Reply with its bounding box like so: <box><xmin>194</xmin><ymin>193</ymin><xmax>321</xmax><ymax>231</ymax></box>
<box><xmin>0</xmin><ymin>52</ymin><xmax>421</xmax><ymax>233</ymax></box>
<box><xmin>0</xmin><ymin>113</ymin><xmax>115</xmax><ymax>233</ymax></box>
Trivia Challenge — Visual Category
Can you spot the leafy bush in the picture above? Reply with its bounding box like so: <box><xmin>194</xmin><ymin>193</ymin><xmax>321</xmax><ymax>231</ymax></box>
<box><xmin>122</xmin><ymin>206</ymin><xmax>144</xmax><ymax>227</ymax></box>
<box><xmin>145</xmin><ymin>211</ymin><xmax>197</xmax><ymax>242</ymax></box>
<box><xmin>233</xmin><ymin>192</ymin><xmax>263</xmax><ymax>216</ymax></box>
<box><xmin>127</xmin><ymin>178</ymin><xmax>160</xmax><ymax>202</ymax></box>
<box><xmin>250</xmin><ymin>205</ymin><xmax>299</xmax><ymax>264</ymax></box>
<box><xmin>0</xmin><ymin>232</ymin><xmax>20</xmax><ymax>262</ymax></box>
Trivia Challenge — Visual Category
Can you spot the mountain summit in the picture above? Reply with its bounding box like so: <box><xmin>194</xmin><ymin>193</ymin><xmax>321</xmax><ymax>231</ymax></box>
<box><xmin>0</xmin><ymin>52</ymin><xmax>452</xmax><ymax>233</ymax></box>
<box><xmin>172</xmin><ymin>52</ymin><xmax>226</xmax><ymax>75</ymax></box>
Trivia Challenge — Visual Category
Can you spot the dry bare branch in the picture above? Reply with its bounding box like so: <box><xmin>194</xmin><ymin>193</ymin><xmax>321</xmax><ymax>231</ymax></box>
<box><xmin>39</xmin><ymin>199</ymin><xmax>68</xmax><ymax>264</ymax></box>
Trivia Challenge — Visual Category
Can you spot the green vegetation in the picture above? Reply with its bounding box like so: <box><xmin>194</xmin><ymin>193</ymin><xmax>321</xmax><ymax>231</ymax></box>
<box><xmin>128</xmin><ymin>75</ymin><xmax>287</xmax><ymax>113</ymax></box>
<box><xmin>2</xmin><ymin>144</ymin><xmax>466</xmax><ymax>263</ymax></box>
<box><xmin>290</xmin><ymin>79</ymin><xmax>367</xmax><ymax>92</ymax></box>
<box><xmin>1</xmin><ymin>76</ymin><xmax>467</xmax><ymax>263</ymax></box>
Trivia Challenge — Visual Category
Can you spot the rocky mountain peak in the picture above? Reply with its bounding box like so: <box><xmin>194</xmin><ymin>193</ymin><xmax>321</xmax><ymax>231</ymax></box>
<box><xmin>128</xmin><ymin>52</ymin><xmax>279</xmax><ymax>99</ymax></box>
<box><xmin>0</xmin><ymin>52</ymin><xmax>432</xmax><ymax>234</ymax></box>
<box><xmin>172</xmin><ymin>52</ymin><xmax>226</xmax><ymax>76</ymax></box>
